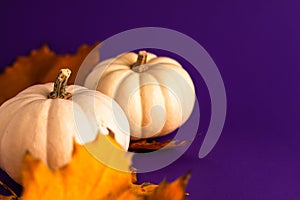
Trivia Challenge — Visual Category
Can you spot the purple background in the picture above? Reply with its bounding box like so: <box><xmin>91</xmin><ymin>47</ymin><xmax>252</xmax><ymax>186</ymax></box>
<box><xmin>1</xmin><ymin>0</ymin><xmax>300</xmax><ymax>199</ymax></box>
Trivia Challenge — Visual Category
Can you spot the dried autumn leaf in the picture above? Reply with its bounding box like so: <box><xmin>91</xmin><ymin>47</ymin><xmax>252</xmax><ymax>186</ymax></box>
<box><xmin>130</xmin><ymin>173</ymin><xmax>190</xmax><ymax>200</ymax></box>
<box><xmin>129</xmin><ymin>139</ymin><xmax>189</xmax><ymax>152</ymax></box>
<box><xmin>129</xmin><ymin>132</ymin><xmax>204</xmax><ymax>152</ymax></box>
<box><xmin>0</xmin><ymin>181</ymin><xmax>18</xmax><ymax>200</ymax></box>
<box><xmin>144</xmin><ymin>173</ymin><xmax>190</xmax><ymax>200</ymax></box>
<box><xmin>116</xmin><ymin>174</ymin><xmax>190</xmax><ymax>200</ymax></box>
<box><xmin>20</xmin><ymin>134</ymin><xmax>189</xmax><ymax>200</ymax></box>
<box><xmin>0</xmin><ymin>44</ymin><xmax>98</xmax><ymax>105</ymax></box>
<box><xmin>0</xmin><ymin>195</ymin><xmax>16</xmax><ymax>200</ymax></box>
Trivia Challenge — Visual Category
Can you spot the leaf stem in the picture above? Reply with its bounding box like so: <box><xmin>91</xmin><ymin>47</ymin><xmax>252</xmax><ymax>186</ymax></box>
<box><xmin>0</xmin><ymin>180</ymin><xmax>18</xmax><ymax>198</ymax></box>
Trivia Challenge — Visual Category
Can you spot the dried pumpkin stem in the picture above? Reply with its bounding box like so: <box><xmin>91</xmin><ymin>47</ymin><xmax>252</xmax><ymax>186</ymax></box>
<box><xmin>48</xmin><ymin>68</ymin><xmax>72</xmax><ymax>99</ymax></box>
<box><xmin>131</xmin><ymin>50</ymin><xmax>149</xmax><ymax>72</ymax></box>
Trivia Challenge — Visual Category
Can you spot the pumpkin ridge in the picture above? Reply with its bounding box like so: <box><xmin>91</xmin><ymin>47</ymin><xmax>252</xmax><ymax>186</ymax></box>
<box><xmin>138</xmin><ymin>73</ymin><xmax>143</xmax><ymax>138</ymax></box>
<box><xmin>66</xmin><ymin>86</ymin><xmax>90</xmax><ymax>97</ymax></box>
<box><xmin>45</xmin><ymin>99</ymin><xmax>74</xmax><ymax>170</ymax></box>
<box><xmin>150</xmin><ymin>72</ymin><xmax>170</xmax><ymax>136</ymax></box>
<box><xmin>100</xmin><ymin>67</ymin><xmax>131</xmax><ymax>87</ymax></box>
<box><xmin>138</xmin><ymin>72</ymin><xmax>166</xmax><ymax>138</ymax></box>
<box><xmin>29</xmin><ymin>99</ymin><xmax>52</xmax><ymax>173</ymax></box>
<box><xmin>107</xmin><ymin>70</ymin><xmax>133</xmax><ymax>98</ymax></box>
<box><xmin>0</xmin><ymin>91</ymin><xmax>45</xmax><ymax>108</ymax></box>
<box><xmin>104</xmin><ymin>67</ymin><xmax>131</xmax><ymax>77</ymax></box>
<box><xmin>104</xmin><ymin>71</ymin><xmax>142</xmax><ymax>138</ymax></box>
<box><xmin>0</xmin><ymin>95</ymin><xmax>38</xmax><ymax>142</ymax></box>
<box><xmin>93</xmin><ymin>62</ymin><xmax>130</xmax><ymax>76</ymax></box>
<box><xmin>16</xmin><ymin>83</ymin><xmax>52</xmax><ymax>98</ymax></box>
<box><xmin>144</xmin><ymin>72</ymin><xmax>167</xmax><ymax>137</ymax></box>
<box><xmin>71</xmin><ymin>93</ymin><xmax>99</xmax><ymax>144</ymax></box>
<box><xmin>147</xmin><ymin>66</ymin><xmax>187</xmax><ymax>134</ymax></box>
<box><xmin>157</xmin><ymin>65</ymin><xmax>194</xmax><ymax>122</ymax></box>
<box><xmin>97</xmin><ymin>68</ymin><xmax>132</xmax><ymax>97</ymax></box>
<box><xmin>45</xmin><ymin>97</ymin><xmax>53</xmax><ymax>168</ymax></box>
<box><xmin>0</xmin><ymin>98</ymin><xmax>48</xmax><ymax>182</ymax></box>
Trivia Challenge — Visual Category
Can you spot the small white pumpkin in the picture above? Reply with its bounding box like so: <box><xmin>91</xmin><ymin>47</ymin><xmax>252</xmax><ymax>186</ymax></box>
<box><xmin>84</xmin><ymin>51</ymin><xmax>195</xmax><ymax>139</ymax></box>
<box><xmin>0</xmin><ymin>69</ymin><xmax>130</xmax><ymax>183</ymax></box>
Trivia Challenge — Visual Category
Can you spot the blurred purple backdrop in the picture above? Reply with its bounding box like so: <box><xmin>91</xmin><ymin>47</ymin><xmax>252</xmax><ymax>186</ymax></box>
<box><xmin>0</xmin><ymin>0</ymin><xmax>300</xmax><ymax>199</ymax></box>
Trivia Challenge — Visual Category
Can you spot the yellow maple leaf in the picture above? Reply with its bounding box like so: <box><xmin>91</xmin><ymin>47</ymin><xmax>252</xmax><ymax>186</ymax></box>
<box><xmin>19</xmin><ymin>134</ymin><xmax>189</xmax><ymax>200</ymax></box>
<box><xmin>21</xmin><ymin>133</ymin><xmax>132</xmax><ymax>200</ymax></box>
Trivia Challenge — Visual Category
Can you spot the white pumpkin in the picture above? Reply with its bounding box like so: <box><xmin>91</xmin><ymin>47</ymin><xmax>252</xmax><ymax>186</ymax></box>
<box><xmin>0</xmin><ymin>69</ymin><xmax>130</xmax><ymax>183</ymax></box>
<box><xmin>84</xmin><ymin>51</ymin><xmax>195</xmax><ymax>139</ymax></box>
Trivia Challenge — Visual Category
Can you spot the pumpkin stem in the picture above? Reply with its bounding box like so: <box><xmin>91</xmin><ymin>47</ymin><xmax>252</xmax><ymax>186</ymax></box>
<box><xmin>131</xmin><ymin>50</ymin><xmax>149</xmax><ymax>72</ymax></box>
<box><xmin>48</xmin><ymin>68</ymin><xmax>72</xmax><ymax>99</ymax></box>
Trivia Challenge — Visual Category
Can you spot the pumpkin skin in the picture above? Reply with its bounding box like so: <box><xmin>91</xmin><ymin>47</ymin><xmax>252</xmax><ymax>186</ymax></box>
<box><xmin>84</xmin><ymin>51</ymin><xmax>195</xmax><ymax>139</ymax></box>
<box><xmin>0</xmin><ymin>81</ymin><xmax>130</xmax><ymax>183</ymax></box>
